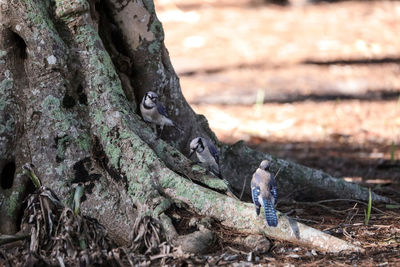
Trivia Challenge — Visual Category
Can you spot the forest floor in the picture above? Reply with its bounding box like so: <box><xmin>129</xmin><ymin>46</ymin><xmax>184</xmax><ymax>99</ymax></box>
<box><xmin>156</xmin><ymin>0</ymin><xmax>400</xmax><ymax>265</ymax></box>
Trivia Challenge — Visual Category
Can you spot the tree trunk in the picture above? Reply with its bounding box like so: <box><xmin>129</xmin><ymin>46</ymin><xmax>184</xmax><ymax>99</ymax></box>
<box><xmin>0</xmin><ymin>0</ymin><xmax>389</xmax><ymax>254</ymax></box>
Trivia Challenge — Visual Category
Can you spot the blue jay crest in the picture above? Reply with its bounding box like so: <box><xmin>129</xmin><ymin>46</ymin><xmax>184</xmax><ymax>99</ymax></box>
<box><xmin>251</xmin><ymin>160</ymin><xmax>278</xmax><ymax>227</ymax></box>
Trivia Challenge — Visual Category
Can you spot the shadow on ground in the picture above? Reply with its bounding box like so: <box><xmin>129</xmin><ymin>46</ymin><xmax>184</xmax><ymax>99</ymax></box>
<box><xmin>246</xmin><ymin>136</ymin><xmax>400</xmax><ymax>202</ymax></box>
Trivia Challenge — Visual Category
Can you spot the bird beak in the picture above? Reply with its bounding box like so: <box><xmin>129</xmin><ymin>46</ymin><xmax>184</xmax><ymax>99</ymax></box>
<box><xmin>189</xmin><ymin>150</ymin><xmax>194</xmax><ymax>158</ymax></box>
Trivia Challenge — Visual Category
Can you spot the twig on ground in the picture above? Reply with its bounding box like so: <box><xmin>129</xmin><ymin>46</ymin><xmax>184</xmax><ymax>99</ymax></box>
<box><xmin>317</xmin><ymin>199</ymin><xmax>393</xmax><ymax>216</ymax></box>
<box><xmin>344</xmin><ymin>203</ymin><xmax>359</xmax><ymax>224</ymax></box>
<box><xmin>227</xmin><ymin>246</ymin><xmax>247</xmax><ymax>255</ymax></box>
<box><xmin>292</xmin><ymin>201</ymin><xmax>347</xmax><ymax>214</ymax></box>
<box><xmin>342</xmin><ymin>227</ymin><xmax>353</xmax><ymax>239</ymax></box>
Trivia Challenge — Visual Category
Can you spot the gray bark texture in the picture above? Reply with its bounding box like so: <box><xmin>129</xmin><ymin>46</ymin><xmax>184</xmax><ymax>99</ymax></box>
<box><xmin>0</xmin><ymin>0</ymin><xmax>390</xmax><ymax>254</ymax></box>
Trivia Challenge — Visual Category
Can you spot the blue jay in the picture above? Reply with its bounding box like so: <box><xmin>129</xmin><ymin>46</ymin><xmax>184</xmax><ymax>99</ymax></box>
<box><xmin>189</xmin><ymin>137</ymin><xmax>221</xmax><ymax>178</ymax></box>
<box><xmin>140</xmin><ymin>91</ymin><xmax>181</xmax><ymax>136</ymax></box>
<box><xmin>251</xmin><ymin>160</ymin><xmax>278</xmax><ymax>227</ymax></box>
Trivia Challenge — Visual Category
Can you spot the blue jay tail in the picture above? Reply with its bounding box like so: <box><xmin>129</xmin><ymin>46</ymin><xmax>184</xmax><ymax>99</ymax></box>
<box><xmin>263</xmin><ymin>198</ymin><xmax>278</xmax><ymax>227</ymax></box>
<box><xmin>255</xmin><ymin>205</ymin><xmax>261</xmax><ymax>216</ymax></box>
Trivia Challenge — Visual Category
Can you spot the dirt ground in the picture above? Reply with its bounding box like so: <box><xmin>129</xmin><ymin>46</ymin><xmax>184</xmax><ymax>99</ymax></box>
<box><xmin>156</xmin><ymin>0</ymin><xmax>400</xmax><ymax>265</ymax></box>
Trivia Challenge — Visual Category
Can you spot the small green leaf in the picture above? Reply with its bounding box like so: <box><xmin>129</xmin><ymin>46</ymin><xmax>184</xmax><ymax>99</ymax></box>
<box><xmin>364</xmin><ymin>188</ymin><xmax>372</xmax><ymax>225</ymax></box>
<box><xmin>79</xmin><ymin>239</ymin><xmax>86</xmax><ymax>249</ymax></box>
<box><xmin>73</xmin><ymin>184</ymin><xmax>84</xmax><ymax>215</ymax></box>
<box><xmin>23</xmin><ymin>164</ymin><xmax>42</xmax><ymax>189</ymax></box>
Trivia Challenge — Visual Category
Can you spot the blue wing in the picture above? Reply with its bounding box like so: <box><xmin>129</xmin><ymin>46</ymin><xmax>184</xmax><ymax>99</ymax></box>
<box><xmin>206</xmin><ymin>140</ymin><xmax>219</xmax><ymax>164</ymax></box>
<box><xmin>156</xmin><ymin>102</ymin><xmax>170</xmax><ymax>118</ymax></box>
<box><xmin>251</xmin><ymin>186</ymin><xmax>261</xmax><ymax>216</ymax></box>
<box><xmin>263</xmin><ymin>197</ymin><xmax>278</xmax><ymax>227</ymax></box>
<box><xmin>269</xmin><ymin>174</ymin><xmax>277</xmax><ymax>203</ymax></box>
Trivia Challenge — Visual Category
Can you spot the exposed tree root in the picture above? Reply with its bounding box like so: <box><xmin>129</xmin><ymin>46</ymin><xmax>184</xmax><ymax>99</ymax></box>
<box><xmin>0</xmin><ymin>0</ymin><xmax>390</xmax><ymax>258</ymax></box>
<box><xmin>221</xmin><ymin>141</ymin><xmax>395</xmax><ymax>204</ymax></box>
<box><xmin>160</xmin><ymin>173</ymin><xmax>364</xmax><ymax>253</ymax></box>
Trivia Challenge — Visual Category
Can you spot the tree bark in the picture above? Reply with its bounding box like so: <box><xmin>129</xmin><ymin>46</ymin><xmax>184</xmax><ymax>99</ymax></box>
<box><xmin>0</xmin><ymin>0</ymin><xmax>388</xmax><ymax>254</ymax></box>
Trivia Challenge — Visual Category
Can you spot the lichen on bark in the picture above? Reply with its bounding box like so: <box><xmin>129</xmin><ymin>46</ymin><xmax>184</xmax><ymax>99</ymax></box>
<box><xmin>0</xmin><ymin>0</ymin><xmax>392</xmax><ymax>254</ymax></box>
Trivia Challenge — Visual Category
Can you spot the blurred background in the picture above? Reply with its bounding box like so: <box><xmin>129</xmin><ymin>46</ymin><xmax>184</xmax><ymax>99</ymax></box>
<box><xmin>155</xmin><ymin>0</ymin><xmax>400</xmax><ymax>190</ymax></box>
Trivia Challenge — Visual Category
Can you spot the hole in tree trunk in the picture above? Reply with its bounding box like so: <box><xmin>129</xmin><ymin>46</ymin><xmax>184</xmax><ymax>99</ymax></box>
<box><xmin>10</xmin><ymin>32</ymin><xmax>27</xmax><ymax>60</ymax></box>
<box><xmin>1</xmin><ymin>161</ymin><xmax>16</xmax><ymax>189</ymax></box>
<box><xmin>62</xmin><ymin>94</ymin><xmax>76</xmax><ymax>109</ymax></box>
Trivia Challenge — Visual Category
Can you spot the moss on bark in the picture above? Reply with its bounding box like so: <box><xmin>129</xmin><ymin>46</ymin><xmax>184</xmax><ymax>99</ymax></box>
<box><xmin>0</xmin><ymin>0</ymin><xmax>390</xmax><ymax>253</ymax></box>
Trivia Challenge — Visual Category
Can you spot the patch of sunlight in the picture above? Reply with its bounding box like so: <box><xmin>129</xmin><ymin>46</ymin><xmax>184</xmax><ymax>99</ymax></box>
<box><xmin>183</xmin><ymin>36</ymin><xmax>206</xmax><ymax>48</ymax></box>
<box><xmin>241</xmin><ymin>121</ymin><xmax>270</xmax><ymax>137</ymax></box>
<box><xmin>254</xmin><ymin>89</ymin><xmax>264</xmax><ymax>115</ymax></box>
<box><xmin>344</xmin><ymin>177</ymin><xmax>362</xmax><ymax>183</ymax></box>
<box><xmin>206</xmin><ymin>109</ymin><xmax>240</xmax><ymax>131</ymax></box>
<box><xmin>371</xmin><ymin>43</ymin><xmax>382</xmax><ymax>54</ymax></box>
<box><xmin>277</xmin><ymin>44</ymin><xmax>298</xmax><ymax>56</ymax></box>
<box><xmin>355</xmin><ymin>40</ymin><xmax>381</xmax><ymax>55</ymax></box>
<box><xmin>365</xmin><ymin>179</ymin><xmax>396</xmax><ymax>184</ymax></box>
<box><xmin>158</xmin><ymin>10</ymin><xmax>199</xmax><ymax>23</ymax></box>
<box><xmin>334</xmin><ymin>79</ymin><xmax>368</xmax><ymax>94</ymax></box>
<box><xmin>317</xmin><ymin>39</ymin><xmax>341</xmax><ymax>51</ymax></box>
<box><xmin>369</xmin><ymin>152</ymin><xmax>384</xmax><ymax>159</ymax></box>
<box><xmin>345</xmin><ymin>177</ymin><xmax>395</xmax><ymax>185</ymax></box>
<box><xmin>241</xmin><ymin>119</ymin><xmax>296</xmax><ymax>137</ymax></box>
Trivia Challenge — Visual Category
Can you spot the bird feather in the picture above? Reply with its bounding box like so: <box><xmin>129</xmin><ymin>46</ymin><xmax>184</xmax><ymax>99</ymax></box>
<box><xmin>262</xmin><ymin>197</ymin><xmax>278</xmax><ymax>227</ymax></box>
<box><xmin>251</xmin><ymin>186</ymin><xmax>261</xmax><ymax>215</ymax></box>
